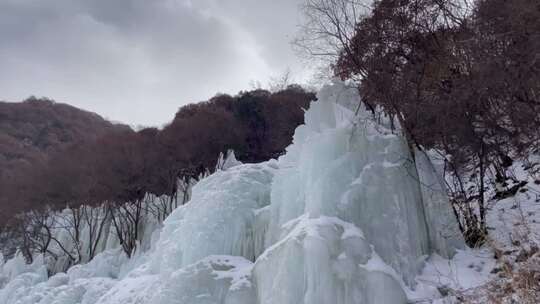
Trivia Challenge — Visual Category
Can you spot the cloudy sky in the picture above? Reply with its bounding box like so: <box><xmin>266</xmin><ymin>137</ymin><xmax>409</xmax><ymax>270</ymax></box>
<box><xmin>0</xmin><ymin>0</ymin><xmax>311</xmax><ymax>126</ymax></box>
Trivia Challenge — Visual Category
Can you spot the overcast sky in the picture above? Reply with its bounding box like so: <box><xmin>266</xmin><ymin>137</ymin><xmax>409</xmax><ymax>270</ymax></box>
<box><xmin>0</xmin><ymin>0</ymin><xmax>311</xmax><ymax>126</ymax></box>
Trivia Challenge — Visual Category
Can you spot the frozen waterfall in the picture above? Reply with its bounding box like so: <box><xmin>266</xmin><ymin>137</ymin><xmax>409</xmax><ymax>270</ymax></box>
<box><xmin>0</xmin><ymin>81</ymin><xmax>465</xmax><ymax>304</ymax></box>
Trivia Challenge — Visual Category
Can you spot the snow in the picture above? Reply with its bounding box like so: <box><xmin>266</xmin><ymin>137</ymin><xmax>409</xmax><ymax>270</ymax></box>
<box><xmin>418</xmin><ymin>249</ymin><xmax>496</xmax><ymax>291</ymax></box>
<box><xmin>0</xmin><ymin>253</ymin><xmax>116</xmax><ymax>304</ymax></box>
<box><xmin>486</xmin><ymin>162</ymin><xmax>540</xmax><ymax>249</ymax></box>
<box><xmin>0</xmin><ymin>80</ymin><xmax>479</xmax><ymax>304</ymax></box>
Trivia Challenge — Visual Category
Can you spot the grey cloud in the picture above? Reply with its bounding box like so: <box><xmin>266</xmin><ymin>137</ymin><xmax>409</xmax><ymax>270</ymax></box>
<box><xmin>0</xmin><ymin>0</ymin><xmax>307</xmax><ymax>125</ymax></box>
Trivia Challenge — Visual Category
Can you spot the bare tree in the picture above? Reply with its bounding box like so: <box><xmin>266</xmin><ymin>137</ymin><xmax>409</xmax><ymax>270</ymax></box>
<box><xmin>109</xmin><ymin>199</ymin><xmax>145</xmax><ymax>257</ymax></box>
<box><xmin>294</xmin><ymin>0</ymin><xmax>370</xmax><ymax>61</ymax></box>
<box><xmin>268</xmin><ymin>68</ymin><xmax>293</xmax><ymax>92</ymax></box>
<box><xmin>80</xmin><ymin>205</ymin><xmax>110</xmax><ymax>261</ymax></box>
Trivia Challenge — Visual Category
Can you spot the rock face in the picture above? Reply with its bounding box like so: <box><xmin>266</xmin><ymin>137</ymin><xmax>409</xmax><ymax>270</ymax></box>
<box><xmin>0</xmin><ymin>81</ymin><xmax>465</xmax><ymax>304</ymax></box>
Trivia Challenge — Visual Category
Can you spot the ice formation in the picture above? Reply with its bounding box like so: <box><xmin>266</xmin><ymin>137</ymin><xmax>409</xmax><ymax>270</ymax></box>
<box><xmin>0</xmin><ymin>81</ymin><xmax>466</xmax><ymax>304</ymax></box>
<box><xmin>215</xmin><ymin>149</ymin><xmax>243</xmax><ymax>171</ymax></box>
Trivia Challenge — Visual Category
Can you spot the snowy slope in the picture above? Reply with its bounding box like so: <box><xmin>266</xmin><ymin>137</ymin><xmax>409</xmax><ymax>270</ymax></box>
<box><xmin>0</xmin><ymin>81</ymin><xmax>487</xmax><ymax>304</ymax></box>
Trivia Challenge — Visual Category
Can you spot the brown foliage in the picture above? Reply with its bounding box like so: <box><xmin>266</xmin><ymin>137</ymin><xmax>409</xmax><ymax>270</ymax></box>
<box><xmin>0</xmin><ymin>87</ymin><xmax>315</xmax><ymax>229</ymax></box>
<box><xmin>0</xmin><ymin>98</ymin><xmax>128</xmax><ymax>222</ymax></box>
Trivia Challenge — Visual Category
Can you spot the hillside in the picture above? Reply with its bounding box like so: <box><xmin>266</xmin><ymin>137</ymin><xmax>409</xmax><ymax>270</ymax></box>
<box><xmin>0</xmin><ymin>98</ymin><xmax>123</xmax><ymax>164</ymax></box>
<box><xmin>0</xmin><ymin>97</ymin><xmax>129</xmax><ymax>169</ymax></box>
<box><xmin>0</xmin><ymin>98</ymin><xmax>129</xmax><ymax>220</ymax></box>
<box><xmin>0</xmin><ymin>88</ymin><xmax>315</xmax><ymax>225</ymax></box>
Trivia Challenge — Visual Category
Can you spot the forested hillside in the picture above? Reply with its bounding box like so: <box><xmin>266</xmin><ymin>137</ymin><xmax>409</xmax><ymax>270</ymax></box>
<box><xmin>0</xmin><ymin>86</ymin><xmax>314</xmax><ymax>226</ymax></box>
<box><xmin>0</xmin><ymin>98</ymin><xmax>129</xmax><ymax>222</ymax></box>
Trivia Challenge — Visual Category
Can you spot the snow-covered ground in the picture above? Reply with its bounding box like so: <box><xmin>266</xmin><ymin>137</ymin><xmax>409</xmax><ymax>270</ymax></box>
<box><xmin>418</xmin><ymin>157</ymin><xmax>540</xmax><ymax>303</ymax></box>
<box><xmin>487</xmin><ymin>160</ymin><xmax>540</xmax><ymax>249</ymax></box>
<box><xmin>0</xmin><ymin>81</ymin><xmax>538</xmax><ymax>303</ymax></box>
<box><xmin>458</xmin><ymin>160</ymin><xmax>540</xmax><ymax>303</ymax></box>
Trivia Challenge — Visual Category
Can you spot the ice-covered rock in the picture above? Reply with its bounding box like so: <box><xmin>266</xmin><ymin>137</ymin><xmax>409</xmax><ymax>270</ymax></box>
<box><xmin>150</xmin><ymin>255</ymin><xmax>255</xmax><ymax>304</ymax></box>
<box><xmin>66</xmin><ymin>248</ymin><xmax>128</xmax><ymax>281</ymax></box>
<box><xmin>0</xmin><ymin>254</ymin><xmax>48</xmax><ymax>303</ymax></box>
<box><xmin>254</xmin><ymin>215</ymin><xmax>407</xmax><ymax>304</ymax></box>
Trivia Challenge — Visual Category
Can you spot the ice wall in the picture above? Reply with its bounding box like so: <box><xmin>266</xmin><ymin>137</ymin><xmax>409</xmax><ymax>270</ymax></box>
<box><xmin>255</xmin><ymin>81</ymin><xmax>464</xmax><ymax>303</ymax></box>
<box><xmin>150</xmin><ymin>162</ymin><xmax>276</xmax><ymax>273</ymax></box>
<box><xmin>415</xmin><ymin>149</ymin><xmax>465</xmax><ymax>258</ymax></box>
<box><xmin>0</xmin><ymin>81</ymin><xmax>465</xmax><ymax>304</ymax></box>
